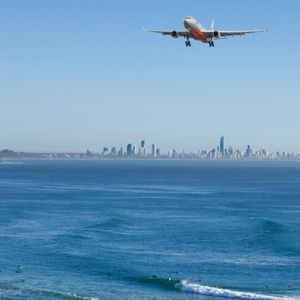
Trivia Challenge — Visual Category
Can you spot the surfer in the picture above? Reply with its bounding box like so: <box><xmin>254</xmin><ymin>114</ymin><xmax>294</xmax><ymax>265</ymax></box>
<box><xmin>16</xmin><ymin>265</ymin><xmax>23</xmax><ymax>273</ymax></box>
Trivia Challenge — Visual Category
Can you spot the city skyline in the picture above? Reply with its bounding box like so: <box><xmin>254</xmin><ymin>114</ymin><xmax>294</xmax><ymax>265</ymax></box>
<box><xmin>2</xmin><ymin>135</ymin><xmax>300</xmax><ymax>161</ymax></box>
<box><xmin>0</xmin><ymin>1</ymin><xmax>299</xmax><ymax>152</ymax></box>
<box><xmin>90</xmin><ymin>136</ymin><xmax>300</xmax><ymax>160</ymax></box>
<box><xmin>1</xmin><ymin>133</ymin><xmax>300</xmax><ymax>154</ymax></box>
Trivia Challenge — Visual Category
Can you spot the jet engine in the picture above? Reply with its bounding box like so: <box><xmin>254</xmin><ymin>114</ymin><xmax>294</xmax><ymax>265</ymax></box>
<box><xmin>213</xmin><ymin>31</ymin><xmax>221</xmax><ymax>38</ymax></box>
<box><xmin>171</xmin><ymin>31</ymin><xmax>179</xmax><ymax>38</ymax></box>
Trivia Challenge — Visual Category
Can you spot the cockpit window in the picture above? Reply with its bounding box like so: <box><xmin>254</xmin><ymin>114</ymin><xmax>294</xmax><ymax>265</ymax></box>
<box><xmin>185</xmin><ymin>16</ymin><xmax>192</xmax><ymax>20</ymax></box>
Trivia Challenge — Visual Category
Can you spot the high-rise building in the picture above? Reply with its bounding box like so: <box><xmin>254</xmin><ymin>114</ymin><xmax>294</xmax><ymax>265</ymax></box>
<box><xmin>102</xmin><ymin>147</ymin><xmax>109</xmax><ymax>156</ymax></box>
<box><xmin>245</xmin><ymin>145</ymin><xmax>252</xmax><ymax>159</ymax></box>
<box><xmin>132</xmin><ymin>146</ymin><xmax>137</xmax><ymax>156</ymax></box>
<box><xmin>151</xmin><ymin>144</ymin><xmax>157</xmax><ymax>158</ymax></box>
<box><xmin>118</xmin><ymin>147</ymin><xmax>124</xmax><ymax>157</ymax></box>
<box><xmin>111</xmin><ymin>147</ymin><xmax>117</xmax><ymax>156</ymax></box>
<box><xmin>142</xmin><ymin>147</ymin><xmax>147</xmax><ymax>158</ymax></box>
<box><xmin>141</xmin><ymin>140</ymin><xmax>145</xmax><ymax>148</ymax></box>
<box><xmin>156</xmin><ymin>148</ymin><xmax>160</xmax><ymax>157</ymax></box>
<box><xmin>220</xmin><ymin>136</ymin><xmax>225</xmax><ymax>157</ymax></box>
<box><xmin>127</xmin><ymin>144</ymin><xmax>133</xmax><ymax>157</ymax></box>
<box><xmin>172</xmin><ymin>149</ymin><xmax>177</xmax><ymax>159</ymax></box>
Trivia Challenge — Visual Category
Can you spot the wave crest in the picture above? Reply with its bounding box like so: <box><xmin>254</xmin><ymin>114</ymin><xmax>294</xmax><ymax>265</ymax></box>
<box><xmin>178</xmin><ymin>281</ymin><xmax>290</xmax><ymax>300</ymax></box>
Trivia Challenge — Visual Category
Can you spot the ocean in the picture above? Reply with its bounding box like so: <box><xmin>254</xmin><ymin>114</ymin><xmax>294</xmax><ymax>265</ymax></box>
<box><xmin>0</xmin><ymin>160</ymin><xmax>299</xmax><ymax>300</ymax></box>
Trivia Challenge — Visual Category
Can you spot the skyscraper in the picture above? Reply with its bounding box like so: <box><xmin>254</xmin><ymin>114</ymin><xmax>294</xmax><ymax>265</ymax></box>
<box><xmin>127</xmin><ymin>144</ymin><xmax>133</xmax><ymax>157</ymax></box>
<box><xmin>118</xmin><ymin>147</ymin><xmax>124</xmax><ymax>157</ymax></box>
<box><xmin>141</xmin><ymin>140</ymin><xmax>145</xmax><ymax>148</ymax></box>
<box><xmin>220</xmin><ymin>136</ymin><xmax>225</xmax><ymax>157</ymax></box>
<box><xmin>132</xmin><ymin>146</ymin><xmax>137</xmax><ymax>156</ymax></box>
<box><xmin>111</xmin><ymin>147</ymin><xmax>117</xmax><ymax>156</ymax></box>
<box><xmin>151</xmin><ymin>144</ymin><xmax>157</xmax><ymax>158</ymax></box>
<box><xmin>156</xmin><ymin>148</ymin><xmax>160</xmax><ymax>157</ymax></box>
<box><xmin>245</xmin><ymin>145</ymin><xmax>252</xmax><ymax>159</ymax></box>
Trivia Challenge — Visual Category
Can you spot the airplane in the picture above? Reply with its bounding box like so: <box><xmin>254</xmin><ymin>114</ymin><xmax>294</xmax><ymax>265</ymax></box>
<box><xmin>144</xmin><ymin>16</ymin><xmax>267</xmax><ymax>47</ymax></box>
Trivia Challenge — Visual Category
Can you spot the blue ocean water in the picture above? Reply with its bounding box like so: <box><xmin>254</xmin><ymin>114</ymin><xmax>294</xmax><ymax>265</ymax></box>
<box><xmin>0</xmin><ymin>160</ymin><xmax>300</xmax><ymax>300</ymax></box>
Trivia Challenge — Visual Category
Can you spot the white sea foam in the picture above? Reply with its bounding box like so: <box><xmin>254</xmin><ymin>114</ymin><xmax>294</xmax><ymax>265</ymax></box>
<box><xmin>69</xmin><ymin>293</ymin><xmax>99</xmax><ymax>300</ymax></box>
<box><xmin>179</xmin><ymin>281</ymin><xmax>297</xmax><ymax>300</ymax></box>
<box><xmin>0</xmin><ymin>161</ymin><xmax>23</xmax><ymax>165</ymax></box>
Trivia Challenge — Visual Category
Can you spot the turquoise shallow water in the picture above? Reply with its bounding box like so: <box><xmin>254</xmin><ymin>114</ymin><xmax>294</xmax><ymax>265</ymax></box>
<box><xmin>0</xmin><ymin>160</ymin><xmax>300</xmax><ymax>299</ymax></box>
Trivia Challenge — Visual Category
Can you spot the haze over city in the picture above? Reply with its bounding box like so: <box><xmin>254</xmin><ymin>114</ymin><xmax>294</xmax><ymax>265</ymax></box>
<box><xmin>0</xmin><ymin>0</ymin><xmax>299</xmax><ymax>152</ymax></box>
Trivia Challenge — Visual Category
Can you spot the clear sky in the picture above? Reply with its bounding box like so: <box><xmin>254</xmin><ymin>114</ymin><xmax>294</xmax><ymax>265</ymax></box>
<box><xmin>0</xmin><ymin>0</ymin><xmax>299</xmax><ymax>153</ymax></box>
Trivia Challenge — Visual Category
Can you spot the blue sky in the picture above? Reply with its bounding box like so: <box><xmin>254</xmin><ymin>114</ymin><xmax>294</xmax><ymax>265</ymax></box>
<box><xmin>0</xmin><ymin>0</ymin><xmax>299</xmax><ymax>152</ymax></box>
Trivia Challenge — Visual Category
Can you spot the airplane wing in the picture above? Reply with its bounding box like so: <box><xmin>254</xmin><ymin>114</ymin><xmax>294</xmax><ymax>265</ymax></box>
<box><xmin>143</xmin><ymin>29</ymin><xmax>191</xmax><ymax>38</ymax></box>
<box><xmin>219</xmin><ymin>29</ymin><xmax>267</xmax><ymax>37</ymax></box>
<box><xmin>205</xmin><ymin>29</ymin><xmax>267</xmax><ymax>38</ymax></box>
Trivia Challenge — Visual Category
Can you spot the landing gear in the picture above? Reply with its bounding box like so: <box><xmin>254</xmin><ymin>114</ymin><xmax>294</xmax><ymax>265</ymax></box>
<box><xmin>185</xmin><ymin>38</ymin><xmax>191</xmax><ymax>47</ymax></box>
<box><xmin>209</xmin><ymin>41</ymin><xmax>215</xmax><ymax>47</ymax></box>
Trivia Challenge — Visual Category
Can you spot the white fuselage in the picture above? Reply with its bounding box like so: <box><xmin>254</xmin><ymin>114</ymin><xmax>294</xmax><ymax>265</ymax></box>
<box><xmin>183</xmin><ymin>17</ymin><xmax>209</xmax><ymax>43</ymax></box>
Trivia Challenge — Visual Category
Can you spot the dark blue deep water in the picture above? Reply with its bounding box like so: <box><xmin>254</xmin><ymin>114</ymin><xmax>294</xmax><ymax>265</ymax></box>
<box><xmin>0</xmin><ymin>160</ymin><xmax>300</xmax><ymax>300</ymax></box>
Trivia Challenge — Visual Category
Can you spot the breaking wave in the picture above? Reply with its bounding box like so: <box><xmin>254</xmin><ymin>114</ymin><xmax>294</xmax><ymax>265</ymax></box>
<box><xmin>178</xmin><ymin>280</ymin><xmax>296</xmax><ymax>300</ymax></box>
<box><xmin>140</xmin><ymin>276</ymin><xmax>298</xmax><ymax>300</ymax></box>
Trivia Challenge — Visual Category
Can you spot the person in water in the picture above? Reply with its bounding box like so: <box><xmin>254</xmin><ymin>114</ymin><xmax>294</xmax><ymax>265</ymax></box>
<box><xmin>16</xmin><ymin>265</ymin><xmax>23</xmax><ymax>273</ymax></box>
